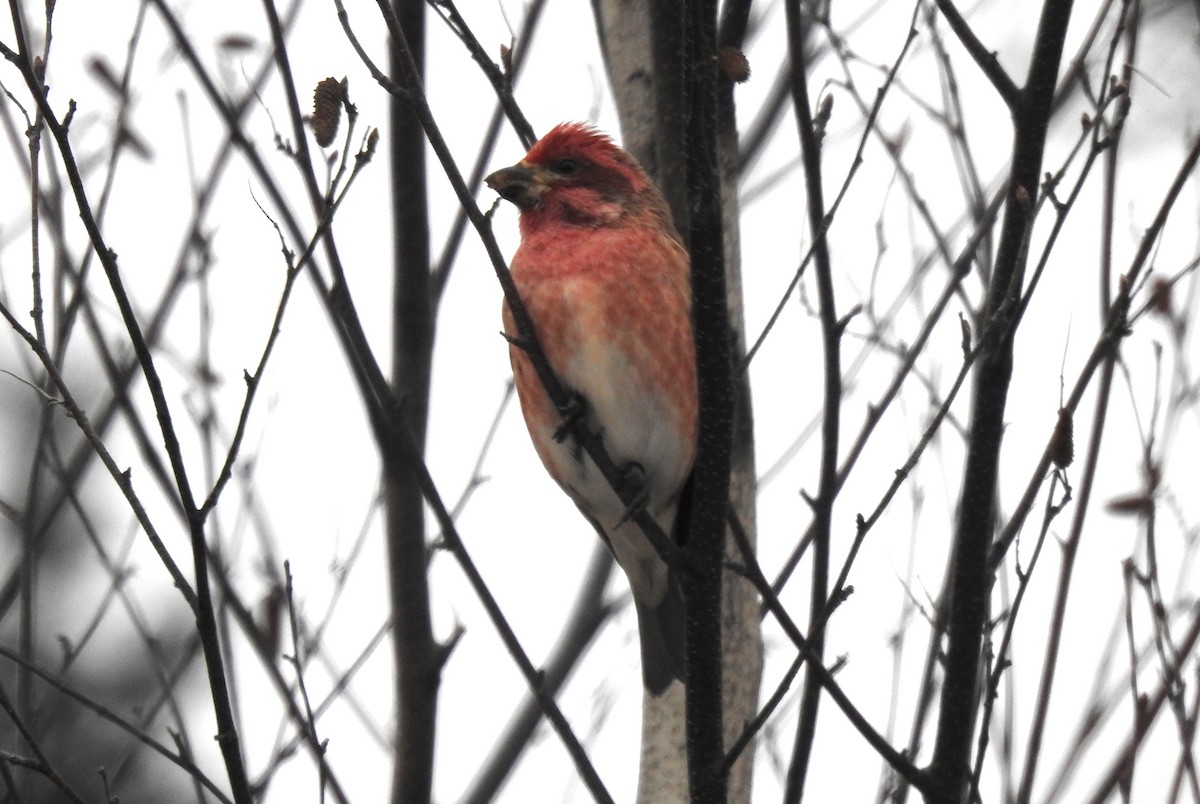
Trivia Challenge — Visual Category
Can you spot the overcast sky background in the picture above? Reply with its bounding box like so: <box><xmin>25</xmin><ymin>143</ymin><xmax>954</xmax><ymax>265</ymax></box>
<box><xmin>3</xmin><ymin>0</ymin><xmax>1200</xmax><ymax>801</ymax></box>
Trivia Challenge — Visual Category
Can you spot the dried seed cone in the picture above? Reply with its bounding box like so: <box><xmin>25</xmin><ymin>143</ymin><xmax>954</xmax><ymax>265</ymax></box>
<box><xmin>312</xmin><ymin>77</ymin><xmax>345</xmax><ymax>148</ymax></box>
<box><xmin>1050</xmin><ymin>407</ymin><xmax>1073</xmax><ymax>469</ymax></box>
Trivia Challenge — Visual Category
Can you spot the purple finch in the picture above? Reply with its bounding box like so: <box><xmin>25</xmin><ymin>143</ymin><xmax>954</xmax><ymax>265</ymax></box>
<box><xmin>487</xmin><ymin>123</ymin><xmax>697</xmax><ymax>695</ymax></box>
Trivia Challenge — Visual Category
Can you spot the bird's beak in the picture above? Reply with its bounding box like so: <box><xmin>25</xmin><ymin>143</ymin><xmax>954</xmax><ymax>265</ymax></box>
<box><xmin>485</xmin><ymin>162</ymin><xmax>547</xmax><ymax>210</ymax></box>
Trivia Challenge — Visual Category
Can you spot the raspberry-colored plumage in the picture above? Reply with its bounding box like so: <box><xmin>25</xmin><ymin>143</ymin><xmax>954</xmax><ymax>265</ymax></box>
<box><xmin>487</xmin><ymin>124</ymin><xmax>697</xmax><ymax>695</ymax></box>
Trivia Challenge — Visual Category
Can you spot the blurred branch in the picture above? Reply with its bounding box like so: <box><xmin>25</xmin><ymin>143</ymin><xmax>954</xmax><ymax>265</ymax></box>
<box><xmin>0</xmin><ymin>4</ymin><xmax>302</xmax><ymax>630</ymax></box>
<box><xmin>54</xmin><ymin>1</ymin><xmax>152</xmax><ymax>359</ymax></box>
<box><xmin>989</xmin><ymin>129</ymin><xmax>1200</xmax><ymax>572</ymax></box>
<box><xmin>262</xmin><ymin>619</ymin><xmax>391</xmax><ymax>788</ymax></box>
<box><xmin>459</xmin><ymin>543</ymin><xmax>614</xmax><ymax>804</ymax></box>
<box><xmin>924</xmin><ymin>1</ymin><xmax>990</xmax><ymax>278</ymax></box>
<box><xmin>0</xmin><ymin>643</ymin><xmax>232</xmax><ymax>804</ymax></box>
<box><xmin>333</xmin><ymin>4</ymin><xmax>651</xmax><ymax>797</ymax></box>
<box><xmin>725</xmin><ymin>513</ymin><xmax>930</xmax><ymax>794</ymax></box>
<box><xmin>148</xmin><ymin>0</ymin><xmax>397</xmax><ymax>450</ymax></box>
<box><xmin>0</xmin><ymin>681</ymin><xmax>86</xmax><ymax>804</ymax></box>
<box><xmin>0</xmin><ymin>308</ymin><xmax>196</xmax><ymax>607</ymax></box>
<box><xmin>768</xmin><ymin>187</ymin><xmax>1004</xmax><ymax>600</ymax></box>
<box><xmin>1083</xmin><ymin>599</ymin><xmax>1200</xmax><ymax>803</ymax></box>
<box><xmin>377</xmin><ymin>1</ymin><xmax>438</xmax><ymax>800</ymax></box>
<box><xmin>392</xmin><ymin>425</ymin><xmax>615</xmax><ymax>804</ymax></box>
<box><xmin>201</xmin><ymin>166</ymin><xmax>369</xmax><ymax>516</ymax></box>
<box><xmin>2</xmin><ymin>305</ymin><xmax>354</xmax><ymax>802</ymax></box>
<box><xmin>1016</xmin><ymin>7</ymin><xmax>1137</xmax><ymax>797</ymax></box>
<box><xmin>210</xmin><ymin>569</ymin><xmax>352</xmax><ymax>804</ymax></box>
<box><xmin>3</xmin><ymin>13</ymin><xmax>253</xmax><ymax>800</ymax></box>
<box><xmin>835</xmin><ymin>308</ymin><xmax>994</xmax><ymax>625</ymax></box>
<box><xmin>972</xmin><ymin>470</ymin><xmax>1071</xmax><ymax>794</ymax></box>
<box><xmin>282</xmin><ymin>561</ymin><xmax>327</xmax><ymax>797</ymax></box>
<box><xmin>743</xmin><ymin>12</ymin><xmax>918</xmax><ymax>372</ymax></box>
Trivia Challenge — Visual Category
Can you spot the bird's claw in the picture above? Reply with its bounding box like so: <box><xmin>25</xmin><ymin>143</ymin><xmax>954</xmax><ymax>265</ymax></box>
<box><xmin>612</xmin><ymin>462</ymin><xmax>649</xmax><ymax>527</ymax></box>
<box><xmin>553</xmin><ymin>392</ymin><xmax>587</xmax><ymax>443</ymax></box>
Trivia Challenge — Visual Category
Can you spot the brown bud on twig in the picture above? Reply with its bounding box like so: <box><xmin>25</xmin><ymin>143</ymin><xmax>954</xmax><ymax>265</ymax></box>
<box><xmin>1106</xmin><ymin>494</ymin><xmax>1154</xmax><ymax>517</ymax></box>
<box><xmin>717</xmin><ymin>47</ymin><xmax>751</xmax><ymax>83</ymax></box>
<box><xmin>88</xmin><ymin>57</ymin><xmax>124</xmax><ymax>97</ymax></box>
<box><xmin>358</xmin><ymin>128</ymin><xmax>380</xmax><ymax>164</ymax></box>
<box><xmin>312</xmin><ymin>77</ymin><xmax>347</xmax><ymax>148</ymax></box>
<box><xmin>218</xmin><ymin>34</ymin><xmax>257</xmax><ymax>53</ymax></box>
<box><xmin>1015</xmin><ymin>184</ymin><xmax>1032</xmax><ymax>212</ymax></box>
<box><xmin>817</xmin><ymin>93</ymin><xmax>834</xmax><ymax>123</ymax></box>
<box><xmin>117</xmin><ymin>123</ymin><xmax>153</xmax><ymax>161</ymax></box>
<box><xmin>1049</xmin><ymin>407</ymin><xmax>1073</xmax><ymax>469</ymax></box>
<box><xmin>813</xmin><ymin>93</ymin><xmax>834</xmax><ymax>143</ymax></box>
<box><xmin>1081</xmin><ymin>111</ymin><xmax>1091</xmax><ymax>129</ymax></box>
<box><xmin>499</xmin><ymin>43</ymin><xmax>513</xmax><ymax>78</ymax></box>
<box><xmin>1148</xmin><ymin>277</ymin><xmax>1172</xmax><ymax>317</ymax></box>
<box><xmin>259</xmin><ymin>583</ymin><xmax>286</xmax><ymax>659</ymax></box>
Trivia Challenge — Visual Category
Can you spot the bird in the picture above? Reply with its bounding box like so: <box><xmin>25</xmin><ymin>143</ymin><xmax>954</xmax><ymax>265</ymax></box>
<box><xmin>486</xmin><ymin>123</ymin><xmax>698</xmax><ymax>695</ymax></box>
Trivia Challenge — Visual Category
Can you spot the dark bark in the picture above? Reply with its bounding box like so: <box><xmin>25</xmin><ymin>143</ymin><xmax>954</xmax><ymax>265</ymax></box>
<box><xmin>781</xmin><ymin>1</ymin><xmax>841</xmax><ymax>799</ymax></box>
<box><xmin>671</xmin><ymin>1</ymin><xmax>736</xmax><ymax>800</ymax></box>
<box><xmin>928</xmin><ymin>3</ymin><xmax>1075</xmax><ymax>801</ymax></box>
<box><xmin>386</xmin><ymin>1</ymin><xmax>439</xmax><ymax>802</ymax></box>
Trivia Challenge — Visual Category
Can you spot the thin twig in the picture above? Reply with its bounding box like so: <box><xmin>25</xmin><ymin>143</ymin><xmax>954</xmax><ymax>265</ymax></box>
<box><xmin>724</xmin><ymin>512</ymin><xmax>930</xmax><ymax>794</ymax></box>
<box><xmin>932</xmin><ymin>0</ymin><xmax>1020</xmax><ymax>107</ymax></box>
<box><xmin>783</xmin><ymin>0</ymin><xmax>845</xmax><ymax>794</ymax></box>
<box><xmin>0</xmin><ymin>682</ymin><xmax>87</xmax><ymax>804</ymax></box>
<box><xmin>393</xmin><ymin>423</ymin><xmax>616</xmax><ymax>804</ymax></box>
<box><xmin>0</xmin><ymin>644</ymin><xmax>232</xmax><ymax>804</ymax></box>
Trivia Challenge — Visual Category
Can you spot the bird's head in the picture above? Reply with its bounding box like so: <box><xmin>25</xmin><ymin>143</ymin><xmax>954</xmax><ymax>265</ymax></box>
<box><xmin>486</xmin><ymin>123</ymin><xmax>666</xmax><ymax>229</ymax></box>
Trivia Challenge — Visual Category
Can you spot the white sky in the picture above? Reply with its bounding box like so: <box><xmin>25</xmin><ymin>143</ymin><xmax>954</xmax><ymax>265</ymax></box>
<box><xmin>3</xmin><ymin>0</ymin><xmax>1200</xmax><ymax>801</ymax></box>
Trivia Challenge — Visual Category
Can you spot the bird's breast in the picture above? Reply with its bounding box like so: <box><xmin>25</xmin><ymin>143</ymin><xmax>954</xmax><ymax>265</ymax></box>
<box><xmin>503</xmin><ymin>224</ymin><xmax>697</xmax><ymax>525</ymax></box>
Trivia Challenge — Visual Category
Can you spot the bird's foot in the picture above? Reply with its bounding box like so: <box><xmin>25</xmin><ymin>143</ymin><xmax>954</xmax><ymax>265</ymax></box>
<box><xmin>612</xmin><ymin>462</ymin><xmax>649</xmax><ymax>527</ymax></box>
<box><xmin>553</xmin><ymin>392</ymin><xmax>587</xmax><ymax>443</ymax></box>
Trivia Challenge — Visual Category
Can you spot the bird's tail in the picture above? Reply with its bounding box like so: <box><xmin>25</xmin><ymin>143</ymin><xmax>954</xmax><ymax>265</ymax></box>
<box><xmin>635</xmin><ymin>572</ymin><xmax>687</xmax><ymax>696</ymax></box>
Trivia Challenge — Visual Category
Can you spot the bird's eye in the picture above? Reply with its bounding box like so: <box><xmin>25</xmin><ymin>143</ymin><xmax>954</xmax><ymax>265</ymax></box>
<box><xmin>551</xmin><ymin>158</ymin><xmax>581</xmax><ymax>176</ymax></box>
